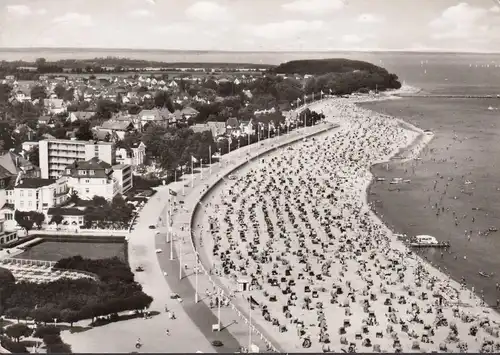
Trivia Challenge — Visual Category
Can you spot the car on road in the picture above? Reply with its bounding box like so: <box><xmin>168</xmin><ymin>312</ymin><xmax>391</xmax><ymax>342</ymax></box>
<box><xmin>149</xmin><ymin>225</ymin><xmax>156</xmax><ymax>229</ymax></box>
<box><xmin>155</xmin><ymin>249</ymin><xmax>162</xmax><ymax>253</ymax></box>
<box><xmin>211</xmin><ymin>340</ymin><xmax>223</xmax><ymax>347</ymax></box>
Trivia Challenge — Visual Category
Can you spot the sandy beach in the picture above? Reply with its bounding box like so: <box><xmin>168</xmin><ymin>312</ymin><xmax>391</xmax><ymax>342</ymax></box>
<box><xmin>192</xmin><ymin>97</ymin><xmax>500</xmax><ymax>353</ymax></box>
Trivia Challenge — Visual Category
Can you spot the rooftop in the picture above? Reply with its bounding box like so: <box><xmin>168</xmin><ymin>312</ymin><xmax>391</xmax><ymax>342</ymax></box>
<box><xmin>47</xmin><ymin>207</ymin><xmax>86</xmax><ymax>216</ymax></box>
<box><xmin>16</xmin><ymin>178</ymin><xmax>56</xmax><ymax>189</ymax></box>
<box><xmin>44</xmin><ymin>138</ymin><xmax>114</xmax><ymax>145</ymax></box>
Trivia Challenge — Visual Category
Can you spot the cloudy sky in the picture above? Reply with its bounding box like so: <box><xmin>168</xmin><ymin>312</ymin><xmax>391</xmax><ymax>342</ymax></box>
<box><xmin>0</xmin><ymin>0</ymin><xmax>499</xmax><ymax>52</ymax></box>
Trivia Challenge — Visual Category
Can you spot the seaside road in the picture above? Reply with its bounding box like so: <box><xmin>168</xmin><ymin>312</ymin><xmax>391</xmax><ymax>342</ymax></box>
<box><xmin>62</xmin><ymin>186</ymin><xmax>215</xmax><ymax>353</ymax></box>
<box><xmin>155</xmin><ymin>233</ymin><xmax>242</xmax><ymax>353</ymax></box>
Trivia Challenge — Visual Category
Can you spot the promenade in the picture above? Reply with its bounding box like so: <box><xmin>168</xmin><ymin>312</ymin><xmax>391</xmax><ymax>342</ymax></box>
<box><xmin>158</xmin><ymin>105</ymin><xmax>338</xmax><ymax>352</ymax></box>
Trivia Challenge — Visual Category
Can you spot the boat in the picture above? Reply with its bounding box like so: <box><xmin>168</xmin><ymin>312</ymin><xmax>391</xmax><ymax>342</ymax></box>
<box><xmin>390</xmin><ymin>178</ymin><xmax>403</xmax><ymax>184</ymax></box>
<box><xmin>489</xmin><ymin>226</ymin><xmax>498</xmax><ymax>232</ymax></box>
<box><xmin>479</xmin><ymin>271</ymin><xmax>492</xmax><ymax>278</ymax></box>
<box><xmin>376</xmin><ymin>177</ymin><xmax>386</xmax><ymax>182</ymax></box>
<box><xmin>409</xmin><ymin>235</ymin><xmax>450</xmax><ymax>248</ymax></box>
<box><xmin>403</xmin><ymin>179</ymin><xmax>411</xmax><ymax>183</ymax></box>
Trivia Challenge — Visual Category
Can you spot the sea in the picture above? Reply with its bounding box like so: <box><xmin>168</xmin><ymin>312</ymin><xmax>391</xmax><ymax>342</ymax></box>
<box><xmin>2</xmin><ymin>48</ymin><xmax>500</xmax><ymax>305</ymax></box>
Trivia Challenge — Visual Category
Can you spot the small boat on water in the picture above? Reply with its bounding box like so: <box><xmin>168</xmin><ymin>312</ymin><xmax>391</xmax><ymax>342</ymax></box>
<box><xmin>479</xmin><ymin>271</ymin><xmax>493</xmax><ymax>278</ymax></box>
<box><xmin>409</xmin><ymin>235</ymin><xmax>450</xmax><ymax>248</ymax></box>
<box><xmin>403</xmin><ymin>179</ymin><xmax>411</xmax><ymax>183</ymax></box>
<box><xmin>376</xmin><ymin>177</ymin><xmax>386</xmax><ymax>182</ymax></box>
<box><xmin>390</xmin><ymin>178</ymin><xmax>403</xmax><ymax>185</ymax></box>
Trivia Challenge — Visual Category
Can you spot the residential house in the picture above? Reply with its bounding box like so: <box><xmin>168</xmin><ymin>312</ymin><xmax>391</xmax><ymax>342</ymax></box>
<box><xmin>0</xmin><ymin>151</ymin><xmax>40</xmax><ymax>178</ymax></box>
<box><xmin>206</xmin><ymin>121</ymin><xmax>227</xmax><ymax>138</ymax></box>
<box><xmin>63</xmin><ymin>157</ymin><xmax>123</xmax><ymax>200</ymax></box>
<box><xmin>38</xmin><ymin>116</ymin><xmax>55</xmax><ymax>126</ymax></box>
<box><xmin>43</xmin><ymin>98</ymin><xmax>67</xmax><ymax>115</ymax></box>
<box><xmin>180</xmin><ymin>107</ymin><xmax>199</xmax><ymax>119</ymax></box>
<box><xmin>226</xmin><ymin>117</ymin><xmax>240</xmax><ymax>136</ymax></box>
<box><xmin>14</xmin><ymin>89</ymin><xmax>31</xmax><ymax>102</ymax></box>
<box><xmin>46</xmin><ymin>207</ymin><xmax>86</xmax><ymax>229</ymax></box>
<box><xmin>99</xmin><ymin>120</ymin><xmax>135</xmax><ymax>140</ymax></box>
<box><xmin>68</xmin><ymin>111</ymin><xmax>95</xmax><ymax>123</ymax></box>
<box><xmin>116</xmin><ymin>142</ymin><xmax>146</xmax><ymax>167</ymax></box>
<box><xmin>240</xmin><ymin>120</ymin><xmax>254</xmax><ymax>136</ymax></box>
<box><xmin>137</xmin><ymin>108</ymin><xmax>170</xmax><ymax>129</ymax></box>
<box><xmin>190</xmin><ymin>124</ymin><xmax>211</xmax><ymax>134</ymax></box>
<box><xmin>22</xmin><ymin>141</ymin><xmax>39</xmax><ymax>152</ymax></box>
<box><xmin>13</xmin><ymin>177</ymin><xmax>69</xmax><ymax>215</ymax></box>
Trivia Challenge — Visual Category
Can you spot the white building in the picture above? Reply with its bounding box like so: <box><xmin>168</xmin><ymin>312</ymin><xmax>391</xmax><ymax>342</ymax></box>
<box><xmin>12</xmin><ymin>177</ymin><xmax>69</xmax><ymax>214</ymax></box>
<box><xmin>64</xmin><ymin>158</ymin><xmax>130</xmax><ymax>200</ymax></box>
<box><xmin>115</xmin><ymin>142</ymin><xmax>146</xmax><ymax>166</ymax></box>
<box><xmin>112</xmin><ymin>164</ymin><xmax>133</xmax><ymax>195</ymax></box>
<box><xmin>39</xmin><ymin>139</ymin><xmax>115</xmax><ymax>179</ymax></box>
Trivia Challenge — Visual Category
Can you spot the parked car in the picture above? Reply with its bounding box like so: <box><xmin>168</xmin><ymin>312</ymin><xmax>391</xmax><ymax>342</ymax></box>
<box><xmin>211</xmin><ymin>340</ymin><xmax>223</xmax><ymax>347</ymax></box>
<box><xmin>149</xmin><ymin>225</ymin><xmax>156</xmax><ymax>229</ymax></box>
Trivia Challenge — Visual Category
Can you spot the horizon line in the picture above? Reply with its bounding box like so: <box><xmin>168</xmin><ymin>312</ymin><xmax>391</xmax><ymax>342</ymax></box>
<box><xmin>0</xmin><ymin>47</ymin><xmax>499</xmax><ymax>55</ymax></box>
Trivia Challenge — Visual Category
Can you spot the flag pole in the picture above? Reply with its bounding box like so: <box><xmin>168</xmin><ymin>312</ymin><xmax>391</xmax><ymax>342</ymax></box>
<box><xmin>179</xmin><ymin>236</ymin><xmax>182</xmax><ymax>280</ymax></box>
<box><xmin>209</xmin><ymin>145</ymin><xmax>212</xmax><ymax>176</ymax></box>
<box><xmin>182</xmin><ymin>168</ymin><xmax>185</xmax><ymax>196</ymax></box>
<box><xmin>200</xmin><ymin>159</ymin><xmax>203</xmax><ymax>180</ymax></box>
<box><xmin>195</xmin><ymin>253</ymin><xmax>199</xmax><ymax>303</ymax></box>
<box><xmin>166</xmin><ymin>200</ymin><xmax>170</xmax><ymax>243</ymax></box>
<box><xmin>217</xmin><ymin>289</ymin><xmax>221</xmax><ymax>330</ymax></box>
<box><xmin>248</xmin><ymin>297</ymin><xmax>252</xmax><ymax>350</ymax></box>
<box><xmin>191</xmin><ymin>157</ymin><xmax>194</xmax><ymax>187</ymax></box>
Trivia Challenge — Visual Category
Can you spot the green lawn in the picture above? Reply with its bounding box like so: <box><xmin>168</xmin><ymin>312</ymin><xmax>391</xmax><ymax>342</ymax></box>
<box><xmin>15</xmin><ymin>241</ymin><xmax>126</xmax><ymax>262</ymax></box>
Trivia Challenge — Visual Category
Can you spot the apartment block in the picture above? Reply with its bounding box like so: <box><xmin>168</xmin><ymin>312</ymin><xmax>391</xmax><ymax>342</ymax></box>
<box><xmin>39</xmin><ymin>139</ymin><xmax>115</xmax><ymax>179</ymax></box>
<box><xmin>112</xmin><ymin>164</ymin><xmax>133</xmax><ymax>195</ymax></box>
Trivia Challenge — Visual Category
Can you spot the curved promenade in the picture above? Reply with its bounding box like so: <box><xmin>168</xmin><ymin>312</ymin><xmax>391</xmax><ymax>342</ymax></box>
<box><xmin>162</xmin><ymin>109</ymin><xmax>339</xmax><ymax>351</ymax></box>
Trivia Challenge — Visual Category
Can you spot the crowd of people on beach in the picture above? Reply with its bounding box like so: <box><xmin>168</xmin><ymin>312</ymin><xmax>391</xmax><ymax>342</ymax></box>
<box><xmin>200</xmin><ymin>98</ymin><xmax>500</xmax><ymax>353</ymax></box>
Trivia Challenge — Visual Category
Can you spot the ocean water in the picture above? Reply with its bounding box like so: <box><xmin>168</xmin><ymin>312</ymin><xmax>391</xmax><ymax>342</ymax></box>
<box><xmin>362</xmin><ymin>97</ymin><xmax>500</xmax><ymax>306</ymax></box>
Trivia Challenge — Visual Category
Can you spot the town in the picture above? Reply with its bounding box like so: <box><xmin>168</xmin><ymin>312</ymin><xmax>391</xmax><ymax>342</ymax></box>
<box><xmin>0</xmin><ymin>59</ymin><xmax>335</xmax><ymax>247</ymax></box>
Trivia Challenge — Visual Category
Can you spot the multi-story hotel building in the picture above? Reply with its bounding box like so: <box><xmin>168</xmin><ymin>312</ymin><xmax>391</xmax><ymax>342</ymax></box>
<box><xmin>39</xmin><ymin>139</ymin><xmax>115</xmax><ymax>179</ymax></box>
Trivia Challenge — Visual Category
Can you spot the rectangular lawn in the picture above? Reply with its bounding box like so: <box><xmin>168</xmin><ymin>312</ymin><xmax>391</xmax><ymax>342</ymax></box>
<box><xmin>15</xmin><ymin>240</ymin><xmax>126</xmax><ymax>262</ymax></box>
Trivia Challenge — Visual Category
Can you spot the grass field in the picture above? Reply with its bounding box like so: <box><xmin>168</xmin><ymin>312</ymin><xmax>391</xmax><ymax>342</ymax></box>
<box><xmin>15</xmin><ymin>240</ymin><xmax>126</xmax><ymax>262</ymax></box>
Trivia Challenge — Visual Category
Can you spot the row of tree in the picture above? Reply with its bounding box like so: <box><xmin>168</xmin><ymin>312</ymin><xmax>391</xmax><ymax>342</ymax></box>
<box><xmin>1</xmin><ymin>324</ymin><xmax>71</xmax><ymax>353</ymax></box>
<box><xmin>0</xmin><ymin>256</ymin><xmax>153</xmax><ymax>327</ymax></box>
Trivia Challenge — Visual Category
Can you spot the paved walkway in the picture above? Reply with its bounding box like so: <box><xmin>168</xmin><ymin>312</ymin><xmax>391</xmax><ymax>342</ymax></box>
<box><xmin>62</xmin><ymin>187</ymin><xmax>215</xmax><ymax>353</ymax></box>
<box><xmin>160</xmin><ymin>117</ymin><xmax>338</xmax><ymax>351</ymax></box>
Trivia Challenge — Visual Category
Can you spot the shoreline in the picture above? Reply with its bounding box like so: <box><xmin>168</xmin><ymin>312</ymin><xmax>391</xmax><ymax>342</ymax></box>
<box><xmin>355</xmin><ymin>96</ymin><xmax>500</xmax><ymax>310</ymax></box>
<box><xmin>192</xmin><ymin>96</ymin><xmax>500</xmax><ymax>352</ymax></box>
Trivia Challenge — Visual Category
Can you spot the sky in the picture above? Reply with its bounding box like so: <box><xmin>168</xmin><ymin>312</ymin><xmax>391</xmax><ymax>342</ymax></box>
<box><xmin>0</xmin><ymin>0</ymin><xmax>499</xmax><ymax>52</ymax></box>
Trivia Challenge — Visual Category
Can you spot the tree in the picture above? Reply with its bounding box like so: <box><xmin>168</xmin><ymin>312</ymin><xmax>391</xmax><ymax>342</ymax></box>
<box><xmin>91</xmin><ymin>196</ymin><xmax>107</xmax><ymax>207</ymax></box>
<box><xmin>33</xmin><ymin>325</ymin><xmax>61</xmax><ymax>339</ymax></box>
<box><xmin>5</xmin><ymin>323</ymin><xmax>32</xmax><ymax>342</ymax></box>
<box><xmin>154</xmin><ymin>91</ymin><xmax>174</xmax><ymax>112</ymax></box>
<box><xmin>68</xmin><ymin>190</ymin><xmax>79</xmax><ymax>204</ymax></box>
<box><xmin>14</xmin><ymin>210</ymin><xmax>30</xmax><ymax>232</ymax></box>
<box><xmin>30</xmin><ymin>211</ymin><xmax>45</xmax><ymax>229</ymax></box>
<box><xmin>46</xmin><ymin>341</ymin><xmax>71</xmax><ymax>353</ymax></box>
<box><xmin>28</xmin><ymin>146</ymin><xmax>39</xmax><ymax>166</ymax></box>
<box><xmin>75</xmin><ymin>121</ymin><xmax>94</xmax><ymax>141</ymax></box>
<box><xmin>30</xmin><ymin>85</ymin><xmax>47</xmax><ymax>101</ymax></box>
<box><xmin>53</xmin><ymin>85</ymin><xmax>66</xmax><ymax>99</ymax></box>
<box><xmin>49</xmin><ymin>214</ymin><xmax>64</xmax><ymax>229</ymax></box>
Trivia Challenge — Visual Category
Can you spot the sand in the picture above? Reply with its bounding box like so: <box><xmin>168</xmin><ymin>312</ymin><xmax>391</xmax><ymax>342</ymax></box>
<box><xmin>195</xmin><ymin>97</ymin><xmax>500</xmax><ymax>353</ymax></box>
